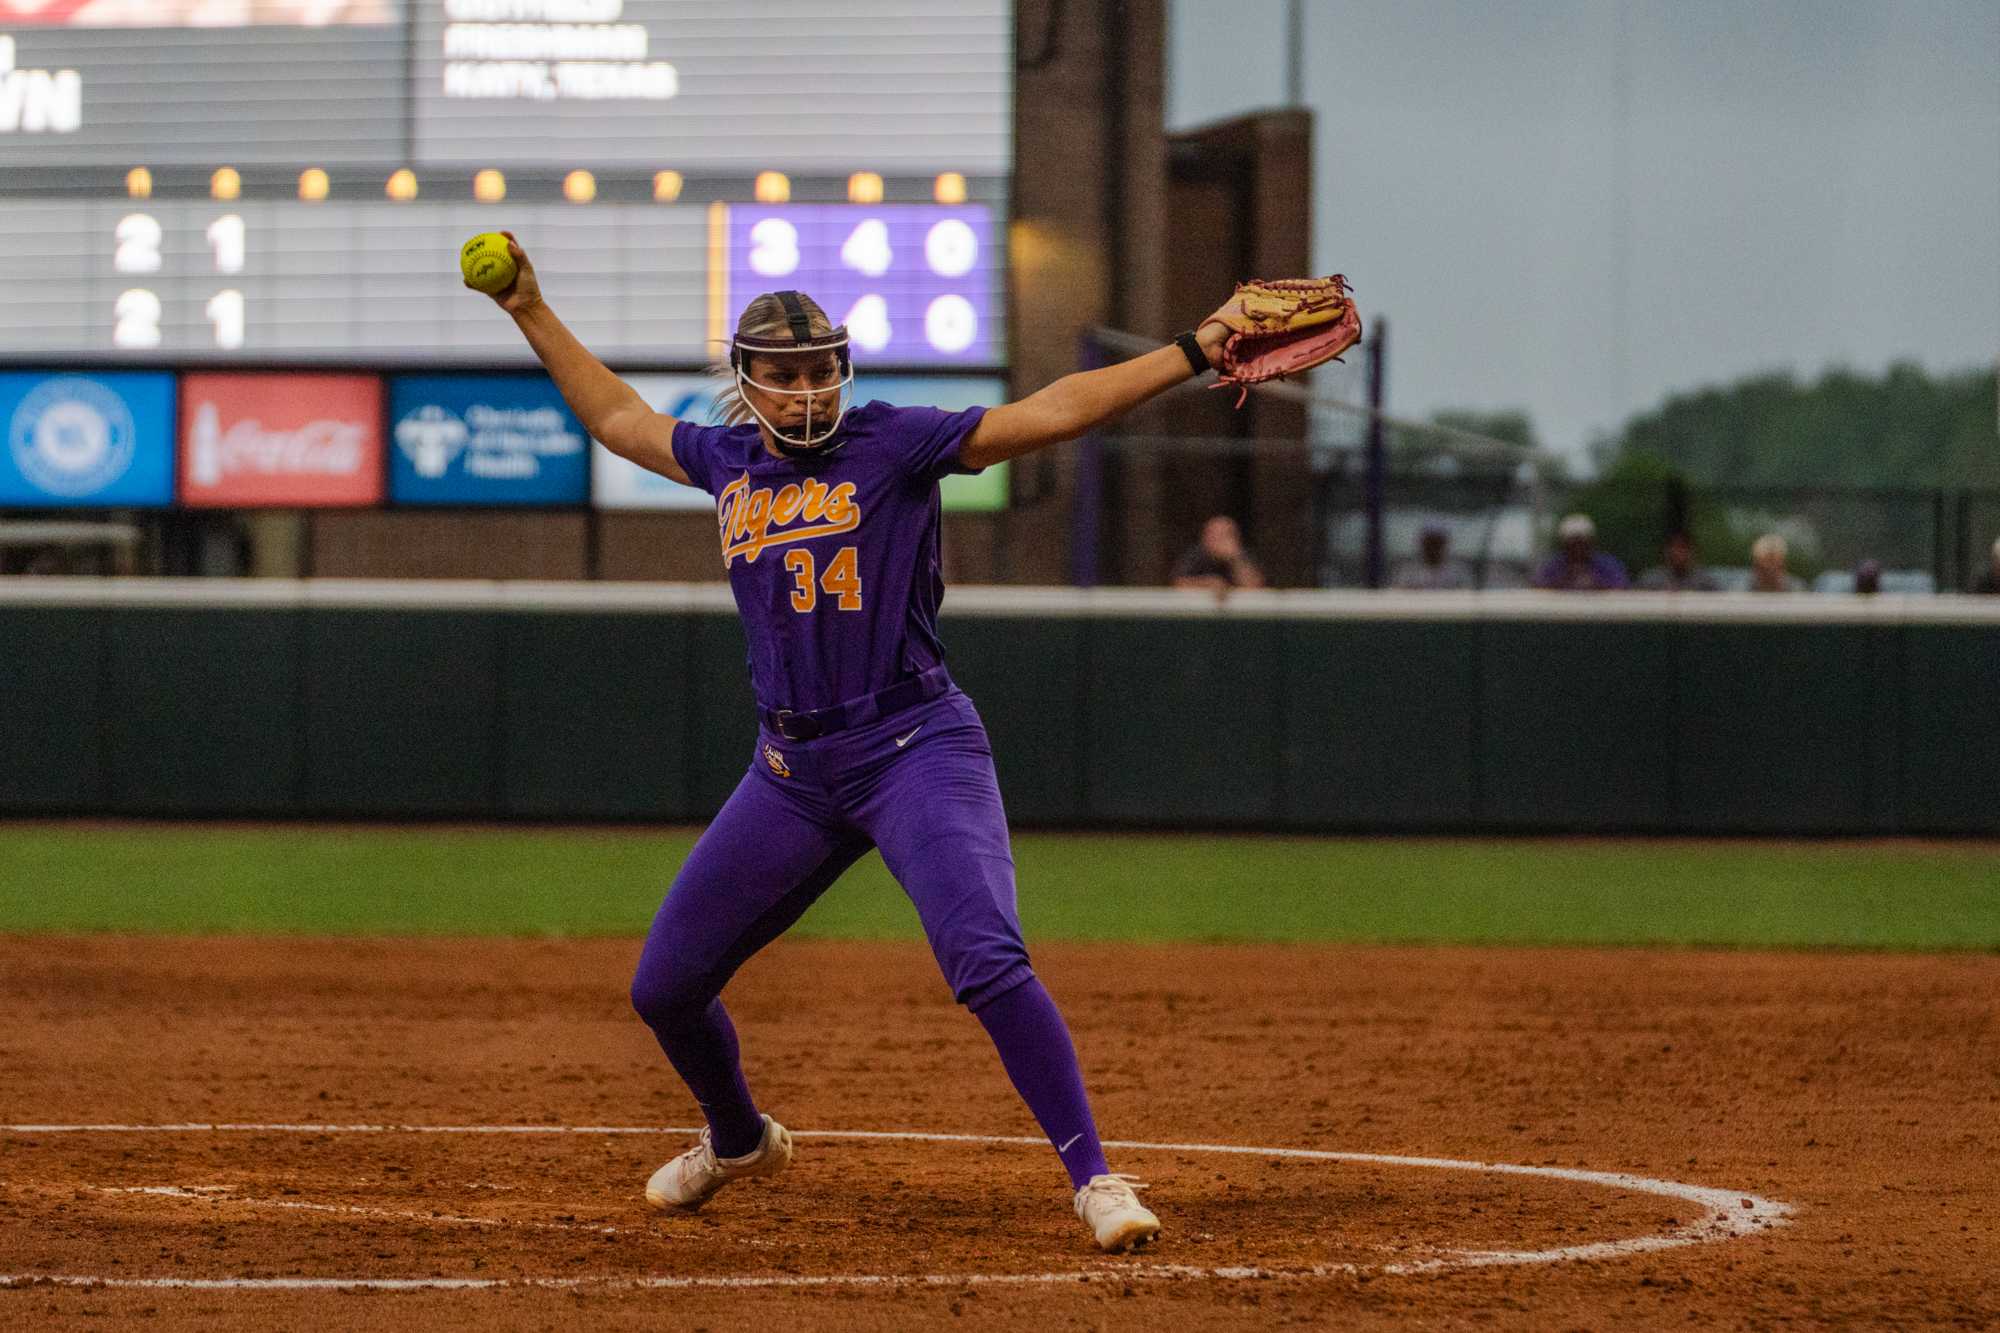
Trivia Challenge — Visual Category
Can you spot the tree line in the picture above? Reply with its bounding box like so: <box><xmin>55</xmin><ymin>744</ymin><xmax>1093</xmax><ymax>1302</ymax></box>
<box><xmin>1429</xmin><ymin>361</ymin><xmax>1997</xmax><ymax>579</ymax></box>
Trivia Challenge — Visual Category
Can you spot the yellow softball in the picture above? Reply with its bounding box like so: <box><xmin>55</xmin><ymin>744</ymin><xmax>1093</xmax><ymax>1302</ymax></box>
<box><xmin>459</xmin><ymin>232</ymin><xmax>518</xmax><ymax>294</ymax></box>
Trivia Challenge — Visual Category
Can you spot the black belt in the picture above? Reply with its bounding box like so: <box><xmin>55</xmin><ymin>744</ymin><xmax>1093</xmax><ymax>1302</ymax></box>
<box><xmin>763</xmin><ymin>666</ymin><xmax>952</xmax><ymax>742</ymax></box>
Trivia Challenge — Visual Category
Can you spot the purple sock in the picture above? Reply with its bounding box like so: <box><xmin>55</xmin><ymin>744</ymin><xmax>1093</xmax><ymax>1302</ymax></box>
<box><xmin>972</xmin><ymin>976</ymin><xmax>1111</xmax><ymax>1189</ymax></box>
<box><xmin>646</xmin><ymin>998</ymin><xmax>768</xmax><ymax>1159</ymax></box>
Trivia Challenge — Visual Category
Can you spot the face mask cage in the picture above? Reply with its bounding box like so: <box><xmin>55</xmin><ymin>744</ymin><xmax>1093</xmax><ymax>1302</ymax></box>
<box><xmin>730</xmin><ymin>291</ymin><xmax>854</xmax><ymax>457</ymax></box>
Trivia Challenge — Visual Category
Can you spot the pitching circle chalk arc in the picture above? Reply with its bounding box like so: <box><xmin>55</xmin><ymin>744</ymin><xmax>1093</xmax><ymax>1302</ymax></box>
<box><xmin>0</xmin><ymin>1122</ymin><xmax>1794</xmax><ymax>1291</ymax></box>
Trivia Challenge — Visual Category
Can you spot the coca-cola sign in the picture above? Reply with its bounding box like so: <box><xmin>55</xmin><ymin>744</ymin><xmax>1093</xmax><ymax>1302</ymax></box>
<box><xmin>178</xmin><ymin>374</ymin><xmax>383</xmax><ymax>507</ymax></box>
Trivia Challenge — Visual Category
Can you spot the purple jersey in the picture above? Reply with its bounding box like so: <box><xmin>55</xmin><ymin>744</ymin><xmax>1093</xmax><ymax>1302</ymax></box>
<box><xmin>670</xmin><ymin>399</ymin><xmax>987</xmax><ymax>712</ymax></box>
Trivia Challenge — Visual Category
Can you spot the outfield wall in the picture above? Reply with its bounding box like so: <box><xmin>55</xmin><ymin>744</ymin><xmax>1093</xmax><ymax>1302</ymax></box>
<box><xmin>3</xmin><ymin>582</ymin><xmax>1997</xmax><ymax>835</ymax></box>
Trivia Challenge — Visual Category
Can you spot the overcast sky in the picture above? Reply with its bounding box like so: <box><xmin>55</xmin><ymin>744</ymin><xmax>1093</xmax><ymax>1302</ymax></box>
<box><xmin>1167</xmin><ymin>0</ymin><xmax>2000</xmax><ymax>458</ymax></box>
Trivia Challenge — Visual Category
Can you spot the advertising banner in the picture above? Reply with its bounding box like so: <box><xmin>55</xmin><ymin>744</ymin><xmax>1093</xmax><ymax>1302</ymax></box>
<box><xmin>0</xmin><ymin>370</ymin><xmax>173</xmax><ymax>507</ymax></box>
<box><xmin>388</xmin><ymin>374</ymin><xmax>587</xmax><ymax>506</ymax></box>
<box><xmin>591</xmin><ymin>374</ymin><xmax>1008</xmax><ymax>513</ymax></box>
<box><xmin>178</xmin><ymin>373</ymin><xmax>383</xmax><ymax>508</ymax></box>
<box><xmin>866</xmin><ymin>375</ymin><xmax>1008</xmax><ymax>512</ymax></box>
<box><xmin>590</xmin><ymin>374</ymin><xmax>720</xmax><ymax>512</ymax></box>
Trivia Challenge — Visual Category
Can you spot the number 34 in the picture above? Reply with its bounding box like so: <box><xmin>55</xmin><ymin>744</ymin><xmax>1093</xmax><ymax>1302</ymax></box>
<box><xmin>784</xmin><ymin>546</ymin><xmax>862</xmax><ymax>612</ymax></box>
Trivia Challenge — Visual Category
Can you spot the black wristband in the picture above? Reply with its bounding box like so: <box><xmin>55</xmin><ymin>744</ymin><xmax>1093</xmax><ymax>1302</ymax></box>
<box><xmin>1174</xmin><ymin>330</ymin><xmax>1211</xmax><ymax>376</ymax></box>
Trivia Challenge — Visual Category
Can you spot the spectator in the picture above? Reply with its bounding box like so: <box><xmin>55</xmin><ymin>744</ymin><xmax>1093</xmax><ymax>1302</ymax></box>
<box><xmin>1749</xmin><ymin>534</ymin><xmax>1804</xmax><ymax>592</ymax></box>
<box><xmin>1533</xmin><ymin>513</ymin><xmax>1628</xmax><ymax>591</ymax></box>
<box><xmin>1391</xmin><ymin>524</ymin><xmax>1474</xmax><ymax>590</ymax></box>
<box><xmin>1637</xmin><ymin>531</ymin><xmax>1721</xmax><ymax>592</ymax></box>
<box><xmin>1976</xmin><ymin>538</ymin><xmax>2000</xmax><ymax>595</ymax></box>
<box><xmin>1171</xmin><ymin>515</ymin><xmax>1265</xmax><ymax>594</ymax></box>
<box><xmin>1852</xmin><ymin>560</ymin><xmax>1882</xmax><ymax>595</ymax></box>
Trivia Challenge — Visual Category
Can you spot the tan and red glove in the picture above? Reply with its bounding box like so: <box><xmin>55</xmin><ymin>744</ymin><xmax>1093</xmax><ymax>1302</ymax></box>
<box><xmin>1199</xmin><ymin>275</ymin><xmax>1362</xmax><ymax>406</ymax></box>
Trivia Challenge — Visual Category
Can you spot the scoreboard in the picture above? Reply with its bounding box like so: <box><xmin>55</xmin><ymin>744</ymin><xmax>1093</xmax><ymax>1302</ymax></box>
<box><xmin>5</xmin><ymin>199</ymin><xmax>1001</xmax><ymax>363</ymax></box>
<box><xmin>0</xmin><ymin>2</ymin><xmax>1010</xmax><ymax>171</ymax></box>
<box><xmin>0</xmin><ymin>1</ymin><xmax>1011</xmax><ymax>366</ymax></box>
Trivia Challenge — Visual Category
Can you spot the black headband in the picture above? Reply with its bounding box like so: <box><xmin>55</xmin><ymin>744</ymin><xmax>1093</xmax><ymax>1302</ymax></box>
<box><xmin>775</xmin><ymin>289</ymin><xmax>814</xmax><ymax>344</ymax></box>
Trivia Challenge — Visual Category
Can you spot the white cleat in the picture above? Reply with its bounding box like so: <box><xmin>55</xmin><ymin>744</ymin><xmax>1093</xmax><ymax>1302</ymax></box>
<box><xmin>645</xmin><ymin>1115</ymin><xmax>793</xmax><ymax>1211</ymax></box>
<box><xmin>1074</xmin><ymin>1172</ymin><xmax>1162</xmax><ymax>1253</ymax></box>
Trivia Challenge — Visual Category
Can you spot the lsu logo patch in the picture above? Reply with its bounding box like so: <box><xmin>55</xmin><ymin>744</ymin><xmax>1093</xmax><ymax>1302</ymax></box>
<box><xmin>762</xmin><ymin>743</ymin><xmax>791</xmax><ymax>778</ymax></box>
<box><xmin>717</xmin><ymin>472</ymin><xmax>860</xmax><ymax>567</ymax></box>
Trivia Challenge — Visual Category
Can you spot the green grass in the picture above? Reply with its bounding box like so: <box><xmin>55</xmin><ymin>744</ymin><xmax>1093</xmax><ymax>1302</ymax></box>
<box><xmin>0</xmin><ymin>824</ymin><xmax>1995</xmax><ymax>949</ymax></box>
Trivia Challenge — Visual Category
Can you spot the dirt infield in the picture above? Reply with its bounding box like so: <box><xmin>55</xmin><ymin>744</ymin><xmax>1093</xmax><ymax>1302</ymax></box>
<box><xmin>2</xmin><ymin>938</ymin><xmax>1995</xmax><ymax>1329</ymax></box>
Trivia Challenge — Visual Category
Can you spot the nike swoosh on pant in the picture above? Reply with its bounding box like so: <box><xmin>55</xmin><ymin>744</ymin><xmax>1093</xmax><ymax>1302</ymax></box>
<box><xmin>894</xmin><ymin>726</ymin><xmax>923</xmax><ymax>748</ymax></box>
<box><xmin>1057</xmin><ymin>1133</ymin><xmax>1083</xmax><ymax>1154</ymax></box>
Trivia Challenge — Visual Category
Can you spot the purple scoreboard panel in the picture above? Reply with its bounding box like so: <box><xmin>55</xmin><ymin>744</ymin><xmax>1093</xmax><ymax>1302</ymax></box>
<box><xmin>724</xmin><ymin>205</ymin><xmax>999</xmax><ymax>368</ymax></box>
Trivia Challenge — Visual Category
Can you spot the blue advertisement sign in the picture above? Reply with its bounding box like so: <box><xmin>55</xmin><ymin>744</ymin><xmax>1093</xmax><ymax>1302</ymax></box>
<box><xmin>0</xmin><ymin>372</ymin><xmax>175</xmax><ymax>508</ymax></box>
<box><xmin>388</xmin><ymin>375</ymin><xmax>588</xmax><ymax>506</ymax></box>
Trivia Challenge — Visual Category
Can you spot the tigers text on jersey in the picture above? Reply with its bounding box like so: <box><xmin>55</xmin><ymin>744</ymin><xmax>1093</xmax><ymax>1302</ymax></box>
<box><xmin>669</xmin><ymin>400</ymin><xmax>987</xmax><ymax>713</ymax></box>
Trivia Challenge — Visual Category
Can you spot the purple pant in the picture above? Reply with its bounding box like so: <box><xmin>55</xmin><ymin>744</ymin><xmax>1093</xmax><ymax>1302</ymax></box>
<box><xmin>631</xmin><ymin>688</ymin><xmax>1032</xmax><ymax>1027</ymax></box>
<box><xmin>629</xmin><ymin>687</ymin><xmax>1111</xmax><ymax>1186</ymax></box>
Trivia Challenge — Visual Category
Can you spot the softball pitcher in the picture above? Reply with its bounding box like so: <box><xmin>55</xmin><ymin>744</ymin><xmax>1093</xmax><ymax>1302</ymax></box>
<box><xmin>474</xmin><ymin>233</ymin><xmax>1340</xmax><ymax>1252</ymax></box>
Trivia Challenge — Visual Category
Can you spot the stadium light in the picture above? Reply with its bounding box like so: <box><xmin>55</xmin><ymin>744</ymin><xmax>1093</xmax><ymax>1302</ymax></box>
<box><xmin>934</xmin><ymin>172</ymin><xmax>967</xmax><ymax>205</ymax></box>
<box><xmin>653</xmin><ymin>170</ymin><xmax>683</xmax><ymax>202</ymax></box>
<box><xmin>210</xmin><ymin>168</ymin><xmax>241</xmax><ymax>202</ymax></box>
<box><xmin>848</xmin><ymin>172</ymin><xmax>884</xmax><ymax>204</ymax></box>
<box><xmin>474</xmin><ymin>169</ymin><xmax>506</xmax><ymax>203</ymax></box>
<box><xmin>299</xmin><ymin>169</ymin><xmax>330</xmax><ymax>203</ymax></box>
<box><xmin>386</xmin><ymin>169</ymin><xmax>418</xmax><ymax>202</ymax></box>
<box><xmin>754</xmin><ymin>171</ymin><xmax>790</xmax><ymax>204</ymax></box>
<box><xmin>125</xmin><ymin>168</ymin><xmax>152</xmax><ymax>200</ymax></box>
<box><xmin>563</xmin><ymin>170</ymin><xmax>596</xmax><ymax>204</ymax></box>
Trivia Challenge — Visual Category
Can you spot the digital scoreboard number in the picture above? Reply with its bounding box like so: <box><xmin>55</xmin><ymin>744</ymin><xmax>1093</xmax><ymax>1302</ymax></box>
<box><xmin>1</xmin><ymin>200</ymin><xmax>1001</xmax><ymax>367</ymax></box>
<box><xmin>109</xmin><ymin>211</ymin><xmax>247</xmax><ymax>350</ymax></box>
<box><xmin>723</xmin><ymin>205</ymin><xmax>997</xmax><ymax>365</ymax></box>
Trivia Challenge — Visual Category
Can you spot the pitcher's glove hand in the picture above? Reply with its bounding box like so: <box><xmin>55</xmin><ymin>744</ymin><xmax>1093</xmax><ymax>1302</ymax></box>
<box><xmin>1198</xmin><ymin>276</ymin><xmax>1361</xmax><ymax>407</ymax></box>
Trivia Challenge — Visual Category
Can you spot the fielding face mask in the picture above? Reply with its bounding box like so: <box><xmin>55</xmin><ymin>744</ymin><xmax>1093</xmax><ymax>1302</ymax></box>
<box><xmin>730</xmin><ymin>290</ymin><xmax>853</xmax><ymax>458</ymax></box>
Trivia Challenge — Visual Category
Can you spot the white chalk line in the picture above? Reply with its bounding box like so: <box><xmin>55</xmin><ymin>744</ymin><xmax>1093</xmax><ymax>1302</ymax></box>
<box><xmin>89</xmin><ymin>1186</ymin><xmax>633</xmax><ymax>1238</ymax></box>
<box><xmin>0</xmin><ymin>1122</ymin><xmax>1793</xmax><ymax>1293</ymax></box>
<box><xmin>0</xmin><ymin>1268</ymin><xmax>1253</xmax><ymax>1293</ymax></box>
<box><xmin>30</xmin><ymin>1184</ymin><xmax>793</xmax><ymax>1251</ymax></box>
